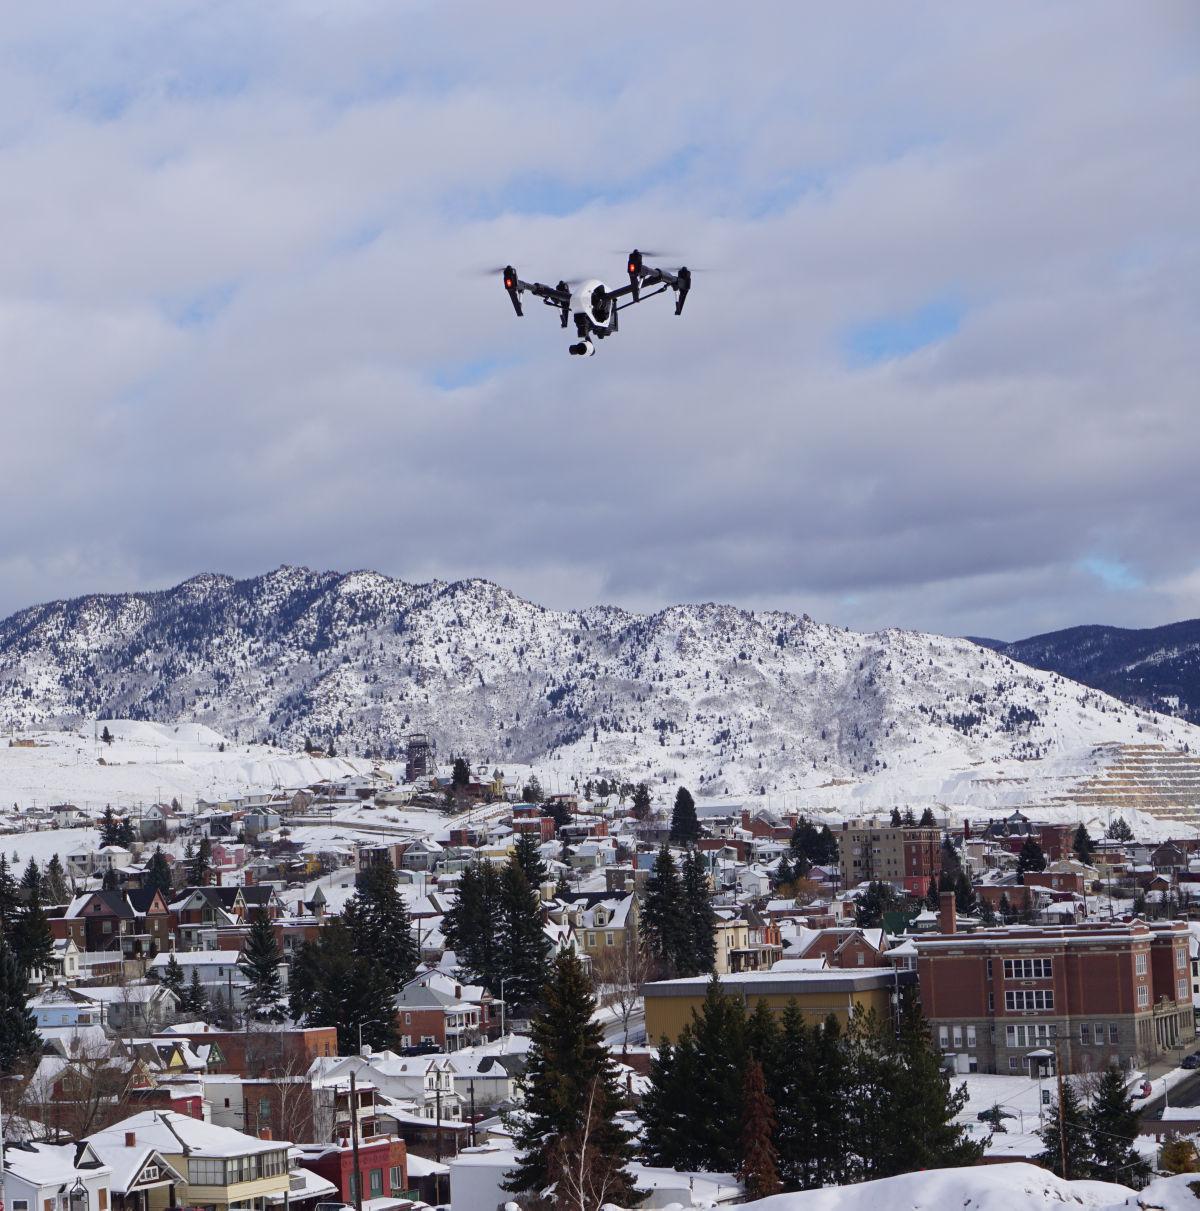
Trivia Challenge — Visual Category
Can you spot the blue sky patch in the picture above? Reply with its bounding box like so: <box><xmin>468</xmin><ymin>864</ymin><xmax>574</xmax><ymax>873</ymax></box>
<box><xmin>1079</xmin><ymin>556</ymin><xmax>1143</xmax><ymax>591</ymax></box>
<box><xmin>844</xmin><ymin>297</ymin><xmax>964</xmax><ymax>366</ymax></box>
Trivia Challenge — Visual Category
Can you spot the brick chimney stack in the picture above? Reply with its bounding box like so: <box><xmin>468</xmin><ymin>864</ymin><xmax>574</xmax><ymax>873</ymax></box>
<box><xmin>125</xmin><ymin>1131</ymin><xmax>136</xmax><ymax>1148</ymax></box>
<box><xmin>939</xmin><ymin>890</ymin><xmax>958</xmax><ymax>935</ymax></box>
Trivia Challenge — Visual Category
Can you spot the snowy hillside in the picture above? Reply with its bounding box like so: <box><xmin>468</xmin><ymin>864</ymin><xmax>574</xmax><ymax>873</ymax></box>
<box><xmin>2</xmin><ymin>567</ymin><xmax>1197</xmax><ymax>801</ymax></box>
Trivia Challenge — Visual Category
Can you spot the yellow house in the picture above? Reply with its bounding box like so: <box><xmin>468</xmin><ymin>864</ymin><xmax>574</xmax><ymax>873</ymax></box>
<box><xmin>644</xmin><ymin>969</ymin><xmax>911</xmax><ymax>1044</ymax></box>
<box><xmin>87</xmin><ymin>1111</ymin><xmax>291</xmax><ymax>1211</ymax></box>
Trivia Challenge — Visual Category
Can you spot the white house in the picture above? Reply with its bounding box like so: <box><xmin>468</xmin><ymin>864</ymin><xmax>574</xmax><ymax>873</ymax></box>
<box><xmin>1</xmin><ymin>1141</ymin><xmax>111</xmax><ymax>1211</ymax></box>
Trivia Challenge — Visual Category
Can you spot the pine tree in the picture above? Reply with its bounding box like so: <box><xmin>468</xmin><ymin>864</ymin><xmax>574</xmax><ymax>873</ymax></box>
<box><xmin>20</xmin><ymin>859</ymin><xmax>43</xmax><ymax>900</ymax></box>
<box><xmin>855</xmin><ymin>880</ymin><xmax>900</xmax><ymax>928</ymax></box>
<box><xmin>44</xmin><ymin>854</ymin><xmax>69</xmax><ymax>904</ymax></box>
<box><xmin>807</xmin><ymin>1015</ymin><xmax>853</xmax><ymax>1187</ymax></box>
<box><xmin>522</xmin><ymin>775</ymin><xmax>544</xmax><ymax>803</ymax></box>
<box><xmin>902</xmin><ymin>807</ymin><xmax>917</xmax><ymax>825</ymax></box>
<box><xmin>669</xmin><ymin>787</ymin><xmax>700</xmax><ymax>844</ymax></box>
<box><xmin>181</xmin><ymin>968</ymin><xmax>207</xmax><ymax>1018</ymax></box>
<box><xmin>503</xmin><ymin>952</ymin><xmax>637</xmax><ymax>1204</ymax></box>
<box><xmin>918</xmin><ymin>807</ymin><xmax>937</xmax><ymax>826</ymax></box>
<box><xmin>101</xmin><ymin>868</ymin><xmax>120</xmax><ymax>891</ymax></box>
<box><xmin>1037</xmin><ymin>1079</ymin><xmax>1092</xmax><ymax>1180</ymax></box>
<box><xmin>739</xmin><ymin>1058</ymin><xmax>781</xmax><ymax>1200</ymax></box>
<box><xmin>889</xmin><ymin>807</ymin><xmax>902</xmax><ymax>827</ymax></box>
<box><xmin>925</xmin><ymin>874</ymin><xmax>940</xmax><ymax>910</ymax></box>
<box><xmin>0</xmin><ymin>937</ymin><xmax>41</xmax><ymax>1073</ymax></box>
<box><xmin>1017</xmin><ymin>837</ymin><xmax>1047</xmax><ymax>874</ymax></box>
<box><xmin>190</xmin><ymin>835</ymin><xmax>213</xmax><ymax>886</ymax></box>
<box><xmin>100</xmin><ymin>805</ymin><xmax>119</xmax><ymax>846</ymax></box>
<box><xmin>160</xmin><ymin>953</ymin><xmax>185</xmax><ymax>1002</ymax></box>
<box><xmin>350</xmin><ymin>859</ymin><xmax>420</xmax><ymax>997</ymax></box>
<box><xmin>641</xmin><ymin>846</ymin><xmax>685</xmax><ymax>975</ymax></box>
<box><xmin>1073</xmin><ymin>824</ymin><xmax>1095</xmax><ymax>865</ymax></box>
<box><xmin>680</xmin><ymin>847</ymin><xmax>716</xmax><ymax>976</ymax></box>
<box><xmin>452</xmin><ymin>756</ymin><xmax>471</xmax><ymax>788</ymax></box>
<box><xmin>953</xmin><ymin>870</ymin><xmax>977</xmax><ymax>916</ymax></box>
<box><xmin>1087</xmin><ymin>1065</ymin><xmax>1151</xmax><ymax>1186</ymax></box>
<box><xmin>1106</xmin><ymin>817</ymin><xmax>1134</xmax><ymax>842</ymax></box>
<box><xmin>495</xmin><ymin>859</ymin><xmax>552</xmax><ymax>1011</ymax></box>
<box><xmin>114</xmin><ymin>817</ymin><xmax>136</xmax><ymax>847</ymax></box>
<box><xmin>631</xmin><ymin>782</ymin><xmax>652</xmax><ymax>821</ymax></box>
<box><xmin>145</xmin><ymin>847</ymin><xmax>173</xmax><ymax>896</ymax></box>
<box><xmin>240</xmin><ymin>915</ymin><xmax>285</xmax><ymax>1022</ymax></box>
<box><xmin>0</xmin><ymin>856</ymin><xmax>19</xmax><ymax>932</ymax></box>
<box><xmin>773</xmin><ymin>1002</ymin><xmax>820</xmax><ymax>1189</ymax></box>
<box><xmin>881</xmin><ymin>994</ymin><xmax>981</xmax><ymax>1175</ymax></box>
<box><xmin>443</xmin><ymin>860</ymin><xmax>503</xmax><ymax>994</ymax></box>
<box><xmin>101</xmin><ymin>725</ymin><xmax>113</xmax><ymax>745</ymax></box>
<box><xmin>512</xmin><ymin>832</ymin><xmax>549</xmax><ymax>890</ymax></box>
<box><xmin>553</xmin><ymin>869</ymin><xmax>571</xmax><ymax>899</ymax></box>
<box><xmin>998</xmin><ymin>892</ymin><xmax>1014</xmax><ymax>922</ymax></box>
<box><xmin>11</xmin><ymin>884</ymin><xmax>54</xmax><ymax>980</ymax></box>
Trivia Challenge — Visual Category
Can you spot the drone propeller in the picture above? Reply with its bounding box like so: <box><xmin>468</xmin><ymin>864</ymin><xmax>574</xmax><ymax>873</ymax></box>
<box><xmin>611</xmin><ymin>248</ymin><xmax>679</xmax><ymax>259</ymax></box>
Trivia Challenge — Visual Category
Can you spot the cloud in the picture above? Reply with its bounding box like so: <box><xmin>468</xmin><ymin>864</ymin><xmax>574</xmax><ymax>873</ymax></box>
<box><xmin>0</xmin><ymin>1</ymin><xmax>1196</xmax><ymax>642</ymax></box>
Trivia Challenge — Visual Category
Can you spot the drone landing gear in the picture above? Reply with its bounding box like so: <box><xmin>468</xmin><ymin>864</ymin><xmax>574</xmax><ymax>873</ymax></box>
<box><xmin>569</xmin><ymin>340</ymin><xmax>595</xmax><ymax>357</ymax></box>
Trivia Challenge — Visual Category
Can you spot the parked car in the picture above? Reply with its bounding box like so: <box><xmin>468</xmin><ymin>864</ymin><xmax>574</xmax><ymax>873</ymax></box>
<box><xmin>1181</xmin><ymin>1054</ymin><xmax>1200</xmax><ymax>1070</ymax></box>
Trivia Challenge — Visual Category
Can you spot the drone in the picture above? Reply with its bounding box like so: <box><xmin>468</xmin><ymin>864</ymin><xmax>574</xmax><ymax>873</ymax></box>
<box><xmin>499</xmin><ymin>249</ymin><xmax>691</xmax><ymax>356</ymax></box>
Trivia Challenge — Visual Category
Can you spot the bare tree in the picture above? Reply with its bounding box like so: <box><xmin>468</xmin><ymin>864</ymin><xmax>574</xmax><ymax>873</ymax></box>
<box><xmin>20</xmin><ymin>1036</ymin><xmax>139</xmax><ymax>1141</ymax></box>
<box><xmin>546</xmin><ymin>1079</ymin><xmax>630</xmax><ymax>1211</ymax></box>
<box><xmin>591</xmin><ymin>937</ymin><xmax>649</xmax><ymax>1048</ymax></box>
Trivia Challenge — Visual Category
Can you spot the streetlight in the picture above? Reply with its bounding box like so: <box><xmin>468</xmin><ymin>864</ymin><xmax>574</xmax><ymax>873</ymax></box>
<box><xmin>358</xmin><ymin>1018</ymin><xmax>385</xmax><ymax>1055</ymax></box>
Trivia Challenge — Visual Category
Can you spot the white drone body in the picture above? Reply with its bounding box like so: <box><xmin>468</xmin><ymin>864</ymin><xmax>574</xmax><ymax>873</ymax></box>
<box><xmin>499</xmin><ymin>252</ymin><xmax>691</xmax><ymax>357</ymax></box>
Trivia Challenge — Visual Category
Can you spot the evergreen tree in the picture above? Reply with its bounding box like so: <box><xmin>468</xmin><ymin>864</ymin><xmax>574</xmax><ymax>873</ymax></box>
<box><xmin>180</xmin><ymin>968</ymin><xmax>207</xmax><ymax>1018</ymax></box>
<box><xmin>206</xmin><ymin>988</ymin><xmax>235</xmax><ymax>1030</ymax></box>
<box><xmin>553</xmin><ymin>869</ymin><xmax>571</xmax><ymax>899</ymax></box>
<box><xmin>641</xmin><ymin>846</ymin><xmax>685</xmax><ymax>975</ymax></box>
<box><xmin>512</xmin><ymin>831</ymin><xmax>549</xmax><ymax>890</ymax></box>
<box><xmin>350</xmin><ymin>859</ymin><xmax>420</xmax><ymax>996</ymax></box>
<box><xmin>44</xmin><ymin>854</ymin><xmax>70</xmax><ymax>904</ymax></box>
<box><xmin>881</xmin><ymin>994</ymin><xmax>982</xmax><ymax>1175</ymax></box>
<box><xmin>938</xmin><ymin>838</ymin><xmax>962</xmax><ymax>891</ymax></box>
<box><xmin>145</xmin><ymin>847</ymin><xmax>173</xmax><ymax>896</ymax></box>
<box><xmin>1073</xmin><ymin>824</ymin><xmax>1095</xmax><ymax>865</ymax></box>
<box><xmin>99</xmin><ymin>805</ymin><xmax>119</xmax><ymax>846</ymax></box>
<box><xmin>288</xmin><ymin>918</ymin><xmax>397</xmax><ymax>1052</ymax></box>
<box><xmin>522</xmin><ymin>775</ymin><xmax>544</xmax><ymax>803</ymax></box>
<box><xmin>889</xmin><ymin>807</ymin><xmax>902</xmax><ymax>827</ymax></box>
<box><xmin>998</xmin><ymin>892</ymin><xmax>1014</xmax><ymax>922</ymax></box>
<box><xmin>20</xmin><ymin>859</ymin><xmax>43</xmax><ymax>900</ymax></box>
<box><xmin>190</xmin><ymin>835</ymin><xmax>213</xmax><ymax>886</ymax></box>
<box><xmin>807</xmin><ymin>1015</ymin><xmax>853</xmax><ymax>1187</ymax></box>
<box><xmin>902</xmin><ymin>807</ymin><xmax>917</xmax><ymax>825</ymax></box>
<box><xmin>977</xmin><ymin>896</ymin><xmax>997</xmax><ymax>925</ymax></box>
<box><xmin>953</xmin><ymin>870</ymin><xmax>977</xmax><ymax>916</ymax></box>
<box><xmin>772</xmin><ymin>1002</ymin><xmax>821</xmax><ymax>1189</ymax></box>
<box><xmin>680</xmin><ymin>847</ymin><xmax>716</xmax><ymax>977</ymax></box>
<box><xmin>495</xmin><ymin>859</ymin><xmax>552</xmax><ymax>1011</ymax></box>
<box><xmin>160</xmin><ymin>953</ymin><xmax>185</xmax><ymax>1002</ymax></box>
<box><xmin>451</xmin><ymin>756</ymin><xmax>471</xmax><ymax>788</ymax></box>
<box><xmin>101</xmin><ymin>725</ymin><xmax>113</xmax><ymax>745</ymax></box>
<box><xmin>1017</xmin><ymin>837</ymin><xmax>1047</xmax><ymax>874</ymax></box>
<box><xmin>1037</xmin><ymin>1079</ymin><xmax>1092</xmax><ymax>1180</ymax></box>
<box><xmin>812</xmin><ymin>824</ymin><xmax>838</xmax><ymax>866</ymax></box>
<box><xmin>640</xmin><ymin>975</ymin><xmax>746</xmax><ymax>1173</ymax></box>
<box><xmin>504</xmin><ymin>952</ymin><xmax>637</xmax><ymax>1205</ymax></box>
<box><xmin>855</xmin><ymin>880</ymin><xmax>901</xmax><ymax>928</ymax></box>
<box><xmin>0</xmin><ymin>937</ymin><xmax>41</xmax><ymax>1073</ymax></box>
<box><xmin>443</xmin><ymin>860</ymin><xmax>503</xmax><ymax>994</ymax></box>
<box><xmin>114</xmin><ymin>817</ymin><xmax>136</xmax><ymax>848</ymax></box>
<box><xmin>918</xmin><ymin>807</ymin><xmax>937</xmax><ymax>826</ymax></box>
<box><xmin>669</xmin><ymin>787</ymin><xmax>701</xmax><ymax>844</ymax></box>
<box><xmin>925</xmin><ymin>874</ymin><xmax>940</xmax><ymax>910</ymax></box>
<box><xmin>1106</xmin><ymin>817</ymin><xmax>1134</xmax><ymax>842</ymax></box>
<box><xmin>631</xmin><ymin>782</ymin><xmax>652</xmax><ymax>821</ymax></box>
<box><xmin>0</xmin><ymin>856</ymin><xmax>18</xmax><ymax>933</ymax></box>
<box><xmin>239</xmin><ymin>914</ymin><xmax>285</xmax><ymax>1022</ymax></box>
<box><xmin>101</xmin><ymin>868</ymin><xmax>120</xmax><ymax>891</ymax></box>
<box><xmin>739</xmin><ymin>1058</ymin><xmax>781</xmax><ymax>1200</ymax></box>
<box><xmin>11</xmin><ymin>884</ymin><xmax>54</xmax><ymax>980</ymax></box>
<box><xmin>1087</xmin><ymin>1066</ymin><xmax>1151</xmax><ymax>1186</ymax></box>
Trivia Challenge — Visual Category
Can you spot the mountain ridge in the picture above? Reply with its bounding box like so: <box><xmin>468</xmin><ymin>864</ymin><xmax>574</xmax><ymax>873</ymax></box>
<box><xmin>3</xmin><ymin>566</ymin><xmax>1196</xmax><ymax>798</ymax></box>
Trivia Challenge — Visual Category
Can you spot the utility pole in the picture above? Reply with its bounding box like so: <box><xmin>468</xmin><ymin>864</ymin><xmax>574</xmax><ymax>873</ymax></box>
<box><xmin>1056</xmin><ymin>1043</ymin><xmax>1068</xmax><ymax>1179</ymax></box>
<box><xmin>349</xmin><ymin>1071</ymin><xmax>364</xmax><ymax>1211</ymax></box>
<box><xmin>435</xmin><ymin>1085</ymin><xmax>443</xmax><ymax>1164</ymax></box>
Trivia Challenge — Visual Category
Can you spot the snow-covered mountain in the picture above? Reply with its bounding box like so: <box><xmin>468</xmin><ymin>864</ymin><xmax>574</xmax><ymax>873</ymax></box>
<box><xmin>2</xmin><ymin>567</ymin><xmax>1196</xmax><ymax>798</ymax></box>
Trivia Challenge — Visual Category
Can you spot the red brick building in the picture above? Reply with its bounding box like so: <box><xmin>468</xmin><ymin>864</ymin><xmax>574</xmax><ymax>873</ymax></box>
<box><xmin>155</xmin><ymin>1025</ymin><xmax>338</xmax><ymax>1075</ymax></box>
<box><xmin>835</xmin><ymin>819</ymin><xmax>943</xmax><ymax>895</ymax></box>
<box><xmin>915</xmin><ymin>894</ymin><xmax>1195</xmax><ymax>1074</ymax></box>
<box><xmin>296</xmin><ymin>1137</ymin><xmax>409</xmax><ymax>1203</ymax></box>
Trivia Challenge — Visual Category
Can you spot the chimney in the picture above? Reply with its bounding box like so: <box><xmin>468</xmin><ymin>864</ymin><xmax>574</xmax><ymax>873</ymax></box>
<box><xmin>124</xmin><ymin>1131</ymin><xmax>136</xmax><ymax>1148</ymax></box>
<box><xmin>939</xmin><ymin>891</ymin><xmax>957</xmax><ymax>935</ymax></box>
<box><xmin>259</xmin><ymin>1127</ymin><xmax>272</xmax><ymax>1140</ymax></box>
<box><xmin>963</xmin><ymin>819</ymin><xmax>972</xmax><ymax>841</ymax></box>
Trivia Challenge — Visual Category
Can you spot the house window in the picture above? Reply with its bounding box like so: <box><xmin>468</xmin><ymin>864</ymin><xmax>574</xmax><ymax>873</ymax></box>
<box><xmin>1136</xmin><ymin>953</ymin><xmax>1148</xmax><ymax>975</ymax></box>
<box><xmin>258</xmin><ymin>1097</ymin><xmax>271</xmax><ymax>1119</ymax></box>
<box><xmin>1008</xmin><ymin>1056</ymin><xmax>1020</xmax><ymax>1071</ymax></box>
<box><xmin>938</xmin><ymin>1026</ymin><xmax>949</xmax><ymax>1048</ymax></box>
<box><xmin>966</xmin><ymin>1025</ymin><xmax>976</xmax><ymax>1047</ymax></box>
<box><xmin>587</xmin><ymin>933</ymin><xmax>597</xmax><ymax>946</ymax></box>
<box><xmin>1005</xmin><ymin>990</ymin><xmax>1054</xmax><ymax>1012</ymax></box>
<box><xmin>1180</xmin><ymin>980</ymin><xmax>1190</xmax><ymax>1002</ymax></box>
<box><xmin>390</xmin><ymin>1165</ymin><xmax>404</xmax><ymax>1193</ymax></box>
<box><xmin>1137</xmin><ymin>986</ymin><xmax>1149</xmax><ymax>1008</ymax></box>
<box><xmin>189</xmin><ymin>1157</ymin><xmax>226</xmax><ymax>1184</ymax></box>
<box><xmin>1003</xmin><ymin>958</ymin><xmax>1052</xmax><ymax>980</ymax></box>
<box><xmin>1109</xmin><ymin>1023</ymin><xmax>1119</xmax><ymax>1044</ymax></box>
<box><xmin>1081</xmin><ymin>1023</ymin><xmax>1091</xmax><ymax>1045</ymax></box>
<box><xmin>606</xmin><ymin>932</ymin><xmax>614</xmax><ymax>945</ymax></box>
<box><xmin>369</xmin><ymin>1169</ymin><xmax>384</xmax><ymax>1197</ymax></box>
<box><xmin>1178</xmin><ymin>949</ymin><xmax>1188</xmax><ymax>970</ymax></box>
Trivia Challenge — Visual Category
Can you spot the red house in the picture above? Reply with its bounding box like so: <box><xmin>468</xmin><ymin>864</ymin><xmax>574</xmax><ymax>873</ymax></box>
<box><xmin>296</xmin><ymin>1137</ymin><xmax>409</xmax><ymax>1203</ymax></box>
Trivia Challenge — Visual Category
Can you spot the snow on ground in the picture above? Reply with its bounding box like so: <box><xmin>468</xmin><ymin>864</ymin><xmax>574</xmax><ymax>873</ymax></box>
<box><xmin>0</xmin><ymin>827</ymin><xmax>99</xmax><ymax>871</ymax></box>
<box><xmin>729</xmin><ymin>1163</ymin><xmax>1137</xmax><ymax>1210</ymax></box>
<box><xmin>0</xmin><ymin>720</ymin><xmax>376</xmax><ymax>812</ymax></box>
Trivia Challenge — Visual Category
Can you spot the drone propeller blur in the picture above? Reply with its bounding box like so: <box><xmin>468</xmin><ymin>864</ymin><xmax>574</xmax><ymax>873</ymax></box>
<box><xmin>498</xmin><ymin>249</ymin><xmax>691</xmax><ymax>356</ymax></box>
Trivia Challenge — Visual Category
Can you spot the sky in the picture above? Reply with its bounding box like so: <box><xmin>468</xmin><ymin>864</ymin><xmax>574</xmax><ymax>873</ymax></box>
<box><xmin>1</xmin><ymin>2</ymin><xmax>1197</xmax><ymax>642</ymax></box>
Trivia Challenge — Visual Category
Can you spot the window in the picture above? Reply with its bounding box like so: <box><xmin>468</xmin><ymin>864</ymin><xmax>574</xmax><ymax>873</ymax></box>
<box><xmin>370</xmin><ymin>1169</ymin><xmax>384</xmax><ymax>1197</ymax></box>
<box><xmin>857</xmin><ymin>952</ymin><xmax>865</xmax><ymax>966</ymax></box>
<box><xmin>988</xmin><ymin>992</ymin><xmax>994</xmax><ymax>1012</ymax></box>
<box><xmin>1179</xmin><ymin>980</ymin><xmax>1190</xmax><ymax>1002</ymax></box>
<box><xmin>258</xmin><ymin>1097</ymin><xmax>271</xmax><ymax>1119</ymax></box>
<box><xmin>390</xmin><ymin>1165</ymin><xmax>404</xmax><ymax>1193</ymax></box>
<box><xmin>13</xmin><ymin>1201</ymin><xmax>29</xmax><ymax>1211</ymax></box>
<box><xmin>605</xmin><ymin>932</ymin><xmax>614</xmax><ymax>945</ymax></box>
<box><xmin>1137</xmin><ymin>986</ymin><xmax>1149</xmax><ymax>1008</ymax></box>
<box><xmin>1136</xmin><ymin>953</ymin><xmax>1148</xmax><ymax>975</ymax></box>
<box><xmin>952</xmin><ymin>1026</ymin><xmax>962</xmax><ymax>1048</ymax></box>
<box><xmin>1008</xmin><ymin>1056</ymin><xmax>1020</xmax><ymax>1071</ymax></box>
<box><xmin>966</xmin><ymin>1025</ymin><xmax>976</xmax><ymax>1047</ymax></box>
<box><xmin>1178</xmin><ymin>948</ymin><xmax>1188</xmax><ymax>970</ymax></box>
<box><xmin>189</xmin><ymin>1157</ymin><xmax>226</xmax><ymax>1184</ymax></box>
<box><xmin>1109</xmin><ymin>1023</ymin><xmax>1119</xmax><ymax>1044</ymax></box>
<box><xmin>1003</xmin><ymin>958</ymin><xmax>1052</xmax><ymax>980</ymax></box>
<box><xmin>404</xmin><ymin>1012</ymin><xmax>411</xmax><ymax>1025</ymax></box>
<box><xmin>1080</xmin><ymin>1023</ymin><xmax>1091</xmax><ymax>1045</ymax></box>
<box><xmin>938</xmin><ymin>1026</ymin><xmax>949</xmax><ymax>1048</ymax></box>
<box><xmin>587</xmin><ymin>932</ymin><xmax>597</xmax><ymax>946</ymax></box>
<box><xmin>1005</xmin><ymin>990</ymin><xmax>1054</xmax><ymax>1012</ymax></box>
<box><xmin>986</xmin><ymin>959</ymin><xmax>993</xmax><ymax>979</ymax></box>
<box><xmin>1005</xmin><ymin>1022</ymin><xmax>1056</xmax><ymax>1047</ymax></box>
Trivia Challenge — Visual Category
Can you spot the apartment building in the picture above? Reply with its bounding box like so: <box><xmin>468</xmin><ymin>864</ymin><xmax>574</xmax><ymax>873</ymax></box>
<box><xmin>835</xmin><ymin>818</ymin><xmax>942</xmax><ymax>895</ymax></box>
<box><xmin>915</xmin><ymin>894</ymin><xmax>1195</xmax><ymax>1074</ymax></box>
